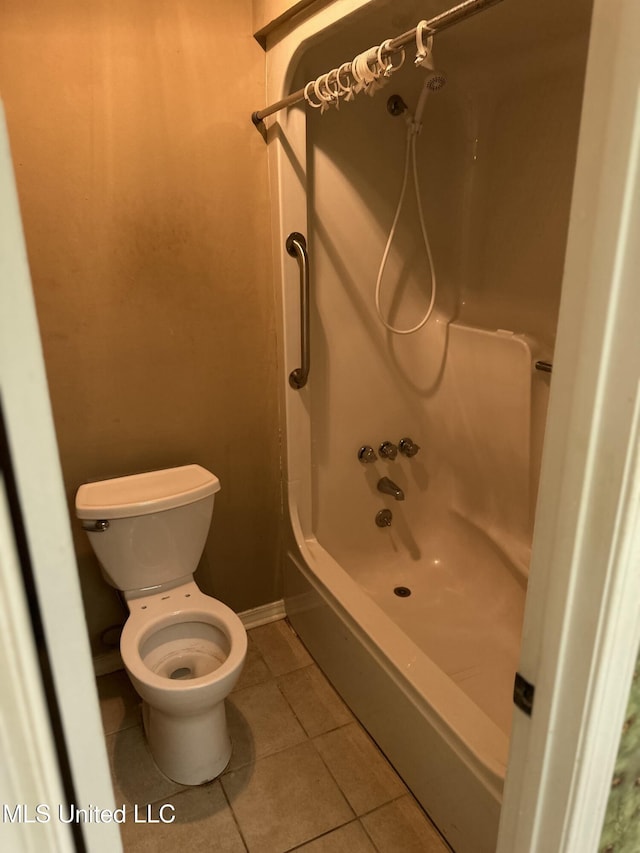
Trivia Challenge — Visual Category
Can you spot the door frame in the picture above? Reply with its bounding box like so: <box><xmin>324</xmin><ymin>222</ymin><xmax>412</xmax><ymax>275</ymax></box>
<box><xmin>0</xmin><ymin>103</ymin><xmax>122</xmax><ymax>853</ymax></box>
<box><xmin>497</xmin><ymin>0</ymin><xmax>640</xmax><ymax>849</ymax></box>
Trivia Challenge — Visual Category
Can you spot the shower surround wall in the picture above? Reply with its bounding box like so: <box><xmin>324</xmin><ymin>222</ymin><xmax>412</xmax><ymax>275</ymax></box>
<box><xmin>0</xmin><ymin>0</ymin><xmax>279</xmax><ymax>656</ymax></box>
<box><xmin>265</xmin><ymin>0</ymin><xmax>592</xmax><ymax>851</ymax></box>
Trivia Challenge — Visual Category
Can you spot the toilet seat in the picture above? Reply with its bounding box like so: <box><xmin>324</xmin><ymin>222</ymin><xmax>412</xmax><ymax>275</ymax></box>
<box><xmin>121</xmin><ymin>581</ymin><xmax>247</xmax><ymax>696</ymax></box>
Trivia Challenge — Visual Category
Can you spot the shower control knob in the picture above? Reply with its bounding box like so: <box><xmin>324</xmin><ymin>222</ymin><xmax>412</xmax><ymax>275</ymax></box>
<box><xmin>375</xmin><ymin>509</ymin><xmax>393</xmax><ymax>528</ymax></box>
<box><xmin>399</xmin><ymin>437</ymin><xmax>420</xmax><ymax>457</ymax></box>
<box><xmin>379</xmin><ymin>441</ymin><xmax>398</xmax><ymax>460</ymax></box>
<box><xmin>358</xmin><ymin>445</ymin><xmax>377</xmax><ymax>464</ymax></box>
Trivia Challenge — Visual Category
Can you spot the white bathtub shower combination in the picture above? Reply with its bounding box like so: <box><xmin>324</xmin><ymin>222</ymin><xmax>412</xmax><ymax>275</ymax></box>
<box><xmin>264</xmin><ymin>1</ymin><xmax>593</xmax><ymax>850</ymax></box>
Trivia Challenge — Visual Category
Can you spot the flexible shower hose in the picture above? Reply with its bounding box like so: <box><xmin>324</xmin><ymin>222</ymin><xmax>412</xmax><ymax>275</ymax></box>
<box><xmin>375</xmin><ymin>117</ymin><xmax>437</xmax><ymax>335</ymax></box>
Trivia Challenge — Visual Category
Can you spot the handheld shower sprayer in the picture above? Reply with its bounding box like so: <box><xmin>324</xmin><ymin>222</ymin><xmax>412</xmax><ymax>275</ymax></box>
<box><xmin>413</xmin><ymin>67</ymin><xmax>447</xmax><ymax>125</ymax></box>
<box><xmin>375</xmin><ymin>50</ymin><xmax>446</xmax><ymax>335</ymax></box>
<box><xmin>423</xmin><ymin>68</ymin><xmax>447</xmax><ymax>91</ymax></box>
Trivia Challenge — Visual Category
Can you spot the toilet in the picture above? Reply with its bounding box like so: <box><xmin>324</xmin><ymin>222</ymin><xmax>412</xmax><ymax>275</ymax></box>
<box><xmin>75</xmin><ymin>464</ymin><xmax>247</xmax><ymax>785</ymax></box>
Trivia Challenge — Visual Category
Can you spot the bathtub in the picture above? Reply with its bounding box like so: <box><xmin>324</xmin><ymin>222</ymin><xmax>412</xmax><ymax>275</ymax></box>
<box><xmin>285</xmin><ymin>532</ymin><xmax>508</xmax><ymax>853</ymax></box>
<box><xmin>282</xmin><ymin>325</ymin><xmax>532</xmax><ymax>853</ymax></box>
<box><xmin>265</xmin><ymin>1</ymin><xmax>590</xmax><ymax>850</ymax></box>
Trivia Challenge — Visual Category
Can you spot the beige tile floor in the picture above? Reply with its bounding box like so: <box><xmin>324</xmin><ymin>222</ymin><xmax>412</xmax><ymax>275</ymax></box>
<box><xmin>99</xmin><ymin>619</ymin><xmax>451</xmax><ymax>853</ymax></box>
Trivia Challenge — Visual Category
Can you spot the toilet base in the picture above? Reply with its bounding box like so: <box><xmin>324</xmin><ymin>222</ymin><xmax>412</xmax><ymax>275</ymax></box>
<box><xmin>142</xmin><ymin>699</ymin><xmax>232</xmax><ymax>785</ymax></box>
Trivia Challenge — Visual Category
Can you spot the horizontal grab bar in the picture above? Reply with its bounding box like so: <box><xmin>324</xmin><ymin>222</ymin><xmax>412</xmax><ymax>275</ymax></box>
<box><xmin>286</xmin><ymin>232</ymin><xmax>310</xmax><ymax>389</ymax></box>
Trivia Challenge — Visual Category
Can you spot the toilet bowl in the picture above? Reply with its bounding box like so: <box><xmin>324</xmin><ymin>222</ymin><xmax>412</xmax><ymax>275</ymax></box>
<box><xmin>75</xmin><ymin>464</ymin><xmax>247</xmax><ymax>785</ymax></box>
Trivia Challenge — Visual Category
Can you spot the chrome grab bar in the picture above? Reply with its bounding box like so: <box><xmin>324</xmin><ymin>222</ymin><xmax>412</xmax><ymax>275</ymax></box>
<box><xmin>286</xmin><ymin>232</ymin><xmax>310</xmax><ymax>389</ymax></box>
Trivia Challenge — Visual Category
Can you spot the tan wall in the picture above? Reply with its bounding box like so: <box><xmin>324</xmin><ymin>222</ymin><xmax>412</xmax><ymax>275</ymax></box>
<box><xmin>252</xmin><ymin>0</ymin><xmax>330</xmax><ymax>44</ymax></box>
<box><xmin>0</xmin><ymin>0</ymin><xmax>280</xmax><ymax>655</ymax></box>
<box><xmin>253</xmin><ymin>0</ymin><xmax>304</xmax><ymax>34</ymax></box>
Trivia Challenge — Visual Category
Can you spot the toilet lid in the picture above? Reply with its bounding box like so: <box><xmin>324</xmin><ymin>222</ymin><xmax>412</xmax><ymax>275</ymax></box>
<box><xmin>76</xmin><ymin>464</ymin><xmax>220</xmax><ymax>519</ymax></box>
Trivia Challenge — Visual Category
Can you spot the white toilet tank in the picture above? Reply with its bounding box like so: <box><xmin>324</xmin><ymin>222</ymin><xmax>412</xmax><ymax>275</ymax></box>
<box><xmin>75</xmin><ymin>465</ymin><xmax>221</xmax><ymax>594</ymax></box>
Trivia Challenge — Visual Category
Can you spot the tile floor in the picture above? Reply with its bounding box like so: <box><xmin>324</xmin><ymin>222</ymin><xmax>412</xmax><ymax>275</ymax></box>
<box><xmin>99</xmin><ymin>619</ymin><xmax>451</xmax><ymax>853</ymax></box>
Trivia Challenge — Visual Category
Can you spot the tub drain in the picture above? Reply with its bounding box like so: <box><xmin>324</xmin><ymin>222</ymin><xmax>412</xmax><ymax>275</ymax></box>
<box><xmin>394</xmin><ymin>586</ymin><xmax>412</xmax><ymax>598</ymax></box>
<box><xmin>170</xmin><ymin>667</ymin><xmax>193</xmax><ymax>680</ymax></box>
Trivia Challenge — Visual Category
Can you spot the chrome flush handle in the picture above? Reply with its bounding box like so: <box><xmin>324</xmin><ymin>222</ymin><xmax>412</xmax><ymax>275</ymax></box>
<box><xmin>82</xmin><ymin>519</ymin><xmax>110</xmax><ymax>532</ymax></box>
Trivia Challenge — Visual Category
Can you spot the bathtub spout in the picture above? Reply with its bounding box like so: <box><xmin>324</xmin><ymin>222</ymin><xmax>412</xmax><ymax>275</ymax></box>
<box><xmin>377</xmin><ymin>477</ymin><xmax>405</xmax><ymax>501</ymax></box>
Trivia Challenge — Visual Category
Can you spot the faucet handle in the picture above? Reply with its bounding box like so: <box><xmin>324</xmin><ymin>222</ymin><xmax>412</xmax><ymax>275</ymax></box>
<box><xmin>399</xmin><ymin>437</ymin><xmax>420</xmax><ymax>457</ymax></box>
<box><xmin>379</xmin><ymin>441</ymin><xmax>398</xmax><ymax>460</ymax></box>
<box><xmin>358</xmin><ymin>445</ymin><xmax>377</xmax><ymax>464</ymax></box>
<box><xmin>375</xmin><ymin>509</ymin><xmax>393</xmax><ymax>528</ymax></box>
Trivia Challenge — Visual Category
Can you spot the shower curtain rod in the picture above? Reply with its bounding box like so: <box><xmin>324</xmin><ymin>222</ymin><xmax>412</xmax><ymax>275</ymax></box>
<box><xmin>251</xmin><ymin>0</ymin><xmax>503</xmax><ymax>130</ymax></box>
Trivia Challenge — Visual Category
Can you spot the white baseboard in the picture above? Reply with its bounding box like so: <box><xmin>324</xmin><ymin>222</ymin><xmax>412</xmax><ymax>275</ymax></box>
<box><xmin>92</xmin><ymin>599</ymin><xmax>286</xmax><ymax>676</ymax></box>
<box><xmin>239</xmin><ymin>599</ymin><xmax>286</xmax><ymax>630</ymax></box>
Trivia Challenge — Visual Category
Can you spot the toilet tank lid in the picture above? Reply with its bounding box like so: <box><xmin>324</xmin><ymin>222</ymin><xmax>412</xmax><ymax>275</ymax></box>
<box><xmin>75</xmin><ymin>465</ymin><xmax>220</xmax><ymax>519</ymax></box>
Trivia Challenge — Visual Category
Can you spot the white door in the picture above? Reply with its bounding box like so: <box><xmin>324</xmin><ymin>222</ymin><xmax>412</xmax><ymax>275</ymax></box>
<box><xmin>497</xmin><ymin>0</ymin><xmax>640</xmax><ymax>849</ymax></box>
<box><xmin>0</xmin><ymin>103</ymin><xmax>122</xmax><ymax>853</ymax></box>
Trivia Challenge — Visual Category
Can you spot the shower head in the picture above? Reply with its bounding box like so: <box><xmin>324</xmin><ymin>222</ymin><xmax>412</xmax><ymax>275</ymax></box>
<box><xmin>413</xmin><ymin>68</ymin><xmax>447</xmax><ymax>124</ymax></box>
<box><xmin>422</xmin><ymin>69</ymin><xmax>447</xmax><ymax>91</ymax></box>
